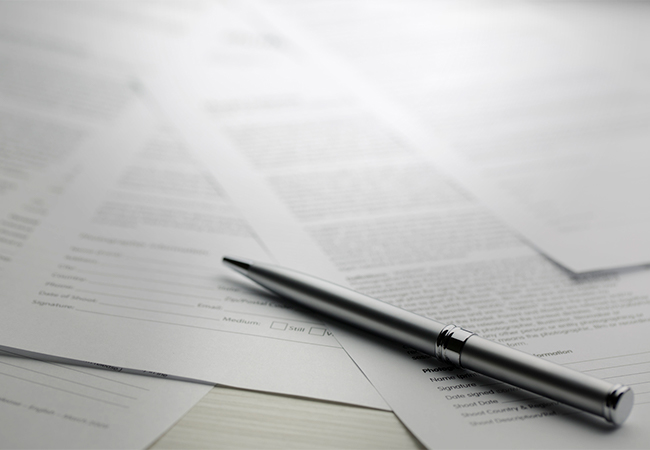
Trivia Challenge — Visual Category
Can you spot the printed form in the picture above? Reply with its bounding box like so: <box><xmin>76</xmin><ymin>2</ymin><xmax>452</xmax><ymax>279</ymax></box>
<box><xmin>0</xmin><ymin>89</ymin><xmax>384</xmax><ymax>409</ymax></box>
<box><xmin>142</xmin><ymin>2</ymin><xmax>650</xmax><ymax>448</ymax></box>
<box><xmin>0</xmin><ymin>348</ymin><xmax>212</xmax><ymax>449</ymax></box>
<box><xmin>0</xmin><ymin>4</ymin><xmax>219</xmax><ymax>447</ymax></box>
<box><xmin>0</xmin><ymin>66</ymin><xmax>215</xmax><ymax>450</ymax></box>
<box><xmin>0</xmin><ymin>2</ymin><xmax>385</xmax><ymax>448</ymax></box>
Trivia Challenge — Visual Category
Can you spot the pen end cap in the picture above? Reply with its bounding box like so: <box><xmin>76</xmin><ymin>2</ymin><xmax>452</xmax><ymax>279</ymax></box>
<box><xmin>605</xmin><ymin>385</ymin><xmax>634</xmax><ymax>426</ymax></box>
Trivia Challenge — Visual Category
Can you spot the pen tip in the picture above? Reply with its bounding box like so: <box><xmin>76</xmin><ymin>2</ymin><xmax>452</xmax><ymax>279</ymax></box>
<box><xmin>223</xmin><ymin>256</ymin><xmax>251</xmax><ymax>275</ymax></box>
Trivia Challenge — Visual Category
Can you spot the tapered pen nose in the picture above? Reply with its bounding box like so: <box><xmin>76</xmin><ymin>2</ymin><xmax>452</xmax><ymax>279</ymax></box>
<box><xmin>223</xmin><ymin>256</ymin><xmax>252</xmax><ymax>275</ymax></box>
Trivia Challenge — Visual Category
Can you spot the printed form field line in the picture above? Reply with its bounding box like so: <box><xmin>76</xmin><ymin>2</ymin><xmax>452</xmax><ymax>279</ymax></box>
<box><xmin>76</xmin><ymin>290</ymin><xmax>203</xmax><ymax>306</ymax></box>
<box><xmin>75</xmin><ymin>309</ymin><xmax>342</xmax><ymax>348</ymax></box>
<box><xmin>98</xmin><ymin>303</ymin><xmax>325</xmax><ymax>326</ymax></box>
<box><xmin>0</xmin><ymin>349</ymin><xmax>150</xmax><ymax>390</ymax></box>
<box><xmin>0</xmin><ymin>360</ymin><xmax>138</xmax><ymax>400</ymax></box>
<box><xmin>96</xmin><ymin>303</ymin><xmax>225</xmax><ymax>321</ymax></box>
<box><xmin>79</xmin><ymin>266</ymin><xmax>213</xmax><ymax>279</ymax></box>
<box><xmin>86</xmin><ymin>280</ymin><xmax>218</xmax><ymax>291</ymax></box>
<box><xmin>0</xmin><ymin>371</ymin><xmax>130</xmax><ymax>409</ymax></box>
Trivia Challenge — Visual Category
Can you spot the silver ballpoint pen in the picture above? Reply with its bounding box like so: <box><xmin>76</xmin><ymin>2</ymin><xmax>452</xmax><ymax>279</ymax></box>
<box><xmin>223</xmin><ymin>256</ymin><xmax>634</xmax><ymax>425</ymax></box>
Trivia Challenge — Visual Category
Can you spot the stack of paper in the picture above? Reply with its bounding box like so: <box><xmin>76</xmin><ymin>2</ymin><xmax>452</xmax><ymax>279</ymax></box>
<box><xmin>1</xmin><ymin>1</ymin><xmax>649</xmax><ymax>448</ymax></box>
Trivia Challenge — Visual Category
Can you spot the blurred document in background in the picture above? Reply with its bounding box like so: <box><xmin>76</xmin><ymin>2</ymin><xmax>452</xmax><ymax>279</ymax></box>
<box><xmin>271</xmin><ymin>0</ymin><xmax>650</xmax><ymax>274</ymax></box>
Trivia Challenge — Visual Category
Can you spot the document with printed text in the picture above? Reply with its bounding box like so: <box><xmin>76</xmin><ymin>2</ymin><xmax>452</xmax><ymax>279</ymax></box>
<box><xmin>0</xmin><ymin>96</ymin><xmax>384</xmax><ymax>408</ymax></box>
<box><xmin>270</xmin><ymin>0</ymin><xmax>650</xmax><ymax>274</ymax></box>
<box><xmin>0</xmin><ymin>349</ymin><xmax>213</xmax><ymax>449</ymax></box>
<box><xmin>2</xmin><ymin>1</ymin><xmax>650</xmax><ymax>448</ymax></box>
<box><xmin>143</xmin><ymin>1</ymin><xmax>650</xmax><ymax>447</ymax></box>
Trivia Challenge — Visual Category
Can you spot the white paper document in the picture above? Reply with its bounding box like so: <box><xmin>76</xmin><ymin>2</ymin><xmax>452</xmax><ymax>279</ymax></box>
<box><xmin>0</xmin><ymin>98</ymin><xmax>384</xmax><ymax>408</ymax></box>
<box><xmin>0</xmin><ymin>349</ymin><xmax>213</xmax><ymax>449</ymax></box>
<box><xmin>0</xmin><ymin>6</ymin><xmax>220</xmax><ymax>446</ymax></box>
<box><xmin>270</xmin><ymin>0</ymin><xmax>650</xmax><ymax>274</ymax></box>
<box><xmin>3</xmin><ymin>1</ymin><xmax>649</xmax><ymax>448</ymax></box>
<box><xmin>142</xmin><ymin>2</ymin><xmax>650</xmax><ymax>447</ymax></box>
<box><xmin>0</xmin><ymin>3</ymin><xmax>386</xmax><ymax>448</ymax></box>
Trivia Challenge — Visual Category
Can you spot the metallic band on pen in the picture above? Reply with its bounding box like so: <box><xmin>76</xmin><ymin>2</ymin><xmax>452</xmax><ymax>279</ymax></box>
<box><xmin>435</xmin><ymin>324</ymin><xmax>474</xmax><ymax>366</ymax></box>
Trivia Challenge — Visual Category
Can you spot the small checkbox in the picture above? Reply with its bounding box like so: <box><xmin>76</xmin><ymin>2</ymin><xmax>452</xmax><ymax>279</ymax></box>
<box><xmin>309</xmin><ymin>327</ymin><xmax>326</xmax><ymax>336</ymax></box>
<box><xmin>271</xmin><ymin>321</ymin><xmax>288</xmax><ymax>330</ymax></box>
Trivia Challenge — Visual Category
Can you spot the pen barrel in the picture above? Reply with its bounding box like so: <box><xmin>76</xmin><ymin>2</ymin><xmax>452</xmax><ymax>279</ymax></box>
<box><xmin>245</xmin><ymin>262</ymin><xmax>447</xmax><ymax>352</ymax></box>
<box><xmin>459</xmin><ymin>335</ymin><xmax>634</xmax><ymax>425</ymax></box>
<box><xmin>225</xmin><ymin>257</ymin><xmax>634</xmax><ymax>425</ymax></box>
